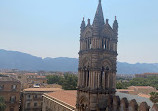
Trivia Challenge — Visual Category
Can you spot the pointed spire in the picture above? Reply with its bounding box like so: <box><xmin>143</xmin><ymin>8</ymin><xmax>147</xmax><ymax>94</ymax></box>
<box><xmin>93</xmin><ymin>0</ymin><xmax>105</xmax><ymax>36</ymax></box>
<box><xmin>87</xmin><ymin>19</ymin><xmax>91</xmax><ymax>26</ymax></box>
<box><xmin>80</xmin><ymin>17</ymin><xmax>86</xmax><ymax>34</ymax></box>
<box><xmin>113</xmin><ymin>16</ymin><xmax>118</xmax><ymax>35</ymax></box>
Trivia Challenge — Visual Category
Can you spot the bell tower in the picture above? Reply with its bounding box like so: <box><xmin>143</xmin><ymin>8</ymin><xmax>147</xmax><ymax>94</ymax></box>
<box><xmin>76</xmin><ymin>0</ymin><xmax>118</xmax><ymax>111</ymax></box>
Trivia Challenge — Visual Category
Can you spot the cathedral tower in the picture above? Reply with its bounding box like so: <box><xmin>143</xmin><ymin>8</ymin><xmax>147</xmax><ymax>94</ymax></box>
<box><xmin>76</xmin><ymin>0</ymin><xmax>118</xmax><ymax>110</ymax></box>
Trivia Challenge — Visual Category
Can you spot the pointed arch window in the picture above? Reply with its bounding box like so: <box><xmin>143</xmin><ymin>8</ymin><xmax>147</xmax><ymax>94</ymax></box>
<box><xmin>89</xmin><ymin>39</ymin><xmax>92</xmax><ymax>49</ymax></box>
<box><xmin>104</xmin><ymin>40</ymin><xmax>107</xmax><ymax>49</ymax></box>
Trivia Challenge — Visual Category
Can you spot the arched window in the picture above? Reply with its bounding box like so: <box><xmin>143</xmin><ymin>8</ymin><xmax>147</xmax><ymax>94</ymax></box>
<box><xmin>102</xmin><ymin>39</ymin><xmax>104</xmax><ymax>49</ymax></box>
<box><xmin>100</xmin><ymin>67</ymin><xmax>104</xmax><ymax>88</ymax></box>
<box><xmin>87</xmin><ymin>69</ymin><xmax>89</xmax><ymax>87</ymax></box>
<box><xmin>104</xmin><ymin>40</ymin><xmax>106</xmax><ymax>49</ymax></box>
<box><xmin>89</xmin><ymin>39</ymin><xmax>92</xmax><ymax>49</ymax></box>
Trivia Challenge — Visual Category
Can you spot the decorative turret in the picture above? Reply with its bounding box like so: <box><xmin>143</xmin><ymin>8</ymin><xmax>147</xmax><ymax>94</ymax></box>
<box><xmin>93</xmin><ymin>0</ymin><xmax>104</xmax><ymax>36</ymax></box>
<box><xmin>105</xmin><ymin>19</ymin><xmax>109</xmax><ymax>26</ymax></box>
<box><xmin>87</xmin><ymin>19</ymin><xmax>91</xmax><ymax>26</ymax></box>
<box><xmin>80</xmin><ymin>17</ymin><xmax>86</xmax><ymax>34</ymax></box>
<box><xmin>113</xmin><ymin>16</ymin><xmax>118</xmax><ymax>35</ymax></box>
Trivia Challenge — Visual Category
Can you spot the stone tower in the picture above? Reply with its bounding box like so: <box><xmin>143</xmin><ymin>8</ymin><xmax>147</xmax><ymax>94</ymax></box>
<box><xmin>76</xmin><ymin>0</ymin><xmax>118</xmax><ymax>111</ymax></box>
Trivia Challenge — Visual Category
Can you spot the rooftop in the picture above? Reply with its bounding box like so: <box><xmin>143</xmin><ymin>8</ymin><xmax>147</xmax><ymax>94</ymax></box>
<box><xmin>45</xmin><ymin>90</ymin><xmax>77</xmax><ymax>108</ymax></box>
<box><xmin>44</xmin><ymin>90</ymin><xmax>153</xmax><ymax>109</ymax></box>
<box><xmin>36</xmin><ymin>76</ymin><xmax>46</xmax><ymax>78</ymax></box>
<box><xmin>137</xmin><ymin>93</ymin><xmax>151</xmax><ymax>98</ymax></box>
<box><xmin>116</xmin><ymin>92</ymin><xmax>153</xmax><ymax>107</ymax></box>
<box><xmin>128</xmin><ymin>86</ymin><xmax>155</xmax><ymax>89</ymax></box>
<box><xmin>117</xmin><ymin>89</ymin><xmax>134</xmax><ymax>92</ymax></box>
<box><xmin>0</xmin><ymin>76</ymin><xmax>20</xmax><ymax>82</ymax></box>
<box><xmin>23</xmin><ymin>88</ymin><xmax>62</xmax><ymax>92</ymax></box>
<box><xmin>24</xmin><ymin>73</ymin><xmax>37</xmax><ymax>76</ymax></box>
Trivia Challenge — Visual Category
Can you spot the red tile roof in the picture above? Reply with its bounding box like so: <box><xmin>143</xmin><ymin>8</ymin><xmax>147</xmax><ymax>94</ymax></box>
<box><xmin>117</xmin><ymin>89</ymin><xmax>134</xmax><ymax>92</ymax></box>
<box><xmin>36</xmin><ymin>76</ymin><xmax>46</xmax><ymax>78</ymax></box>
<box><xmin>23</xmin><ymin>88</ymin><xmax>62</xmax><ymax>92</ymax></box>
<box><xmin>137</xmin><ymin>93</ymin><xmax>151</xmax><ymax>98</ymax></box>
<box><xmin>24</xmin><ymin>73</ymin><xmax>37</xmax><ymax>76</ymax></box>
<box><xmin>45</xmin><ymin>90</ymin><xmax>77</xmax><ymax>108</ymax></box>
<box><xmin>0</xmin><ymin>76</ymin><xmax>20</xmax><ymax>82</ymax></box>
<box><xmin>129</xmin><ymin>86</ymin><xmax>154</xmax><ymax>89</ymax></box>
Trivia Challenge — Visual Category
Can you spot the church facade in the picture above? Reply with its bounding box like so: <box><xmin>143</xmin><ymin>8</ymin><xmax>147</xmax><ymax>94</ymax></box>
<box><xmin>76</xmin><ymin>0</ymin><xmax>118</xmax><ymax>110</ymax></box>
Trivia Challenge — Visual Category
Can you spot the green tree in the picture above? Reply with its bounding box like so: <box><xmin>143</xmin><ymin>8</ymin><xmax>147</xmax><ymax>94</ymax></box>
<box><xmin>150</xmin><ymin>92</ymin><xmax>158</xmax><ymax>104</ymax></box>
<box><xmin>46</xmin><ymin>73</ymin><xmax>78</xmax><ymax>90</ymax></box>
<box><xmin>116</xmin><ymin>82</ymin><xmax>128</xmax><ymax>89</ymax></box>
<box><xmin>46</xmin><ymin>75</ymin><xmax>63</xmax><ymax>84</ymax></box>
<box><xmin>62</xmin><ymin>74</ymin><xmax>78</xmax><ymax>90</ymax></box>
<box><xmin>0</xmin><ymin>96</ymin><xmax>6</xmax><ymax>111</ymax></box>
<box><xmin>116</xmin><ymin>77</ymin><xmax>158</xmax><ymax>90</ymax></box>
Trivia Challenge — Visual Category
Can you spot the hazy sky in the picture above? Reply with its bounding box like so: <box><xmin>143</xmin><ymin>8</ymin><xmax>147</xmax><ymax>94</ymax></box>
<box><xmin>0</xmin><ymin>0</ymin><xmax>158</xmax><ymax>64</ymax></box>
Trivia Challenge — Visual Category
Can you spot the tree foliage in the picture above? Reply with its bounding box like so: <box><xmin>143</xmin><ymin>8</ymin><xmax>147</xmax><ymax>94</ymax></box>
<box><xmin>62</xmin><ymin>74</ymin><xmax>78</xmax><ymax>90</ymax></box>
<box><xmin>116</xmin><ymin>82</ymin><xmax>128</xmax><ymax>89</ymax></box>
<box><xmin>0</xmin><ymin>96</ymin><xmax>6</xmax><ymax>111</ymax></box>
<box><xmin>47</xmin><ymin>75</ymin><xmax>64</xmax><ymax>85</ymax></box>
<box><xmin>46</xmin><ymin>73</ymin><xmax>78</xmax><ymax>90</ymax></box>
<box><xmin>116</xmin><ymin>77</ymin><xmax>158</xmax><ymax>89</ymax></box>
<box><xmin>150</xmin><ymin>92</ymin><xmax>158</xmax><ymax>103</ymax></box>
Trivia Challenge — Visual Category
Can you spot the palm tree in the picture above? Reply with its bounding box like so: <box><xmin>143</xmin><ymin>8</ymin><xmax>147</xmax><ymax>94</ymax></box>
<box><xmin>150</xmin><ymin>92</ymin><xmax>158</xmax><ymax>104</ymax></box>
<box><xmin>0</xmin><ymin>96</ymin><xmax>6</xmax><ymax>111</ymax></box>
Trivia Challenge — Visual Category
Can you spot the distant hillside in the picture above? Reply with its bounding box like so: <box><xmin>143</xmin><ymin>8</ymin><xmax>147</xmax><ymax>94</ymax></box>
<box><xmin>0</xmin><ymin>49</ymin><xmax>43</xmax><ymax>71</ymax></box>
<box><xmin>0</xmin><ymin>49</ymin><xmax>78</xmax><ymax>72</ymax></box>
<box><xmin>0</xmin><ymin>49</ymin><xmax>158</xmax><ymax>74</ymax></box>
<box><xmin>42</xmin><ymin>57</ymin><xmax>78</xmax><ymax>72</ymax></box>
<box><xmin>117</xmin><ymin>62</ymin><xmax>158</xmax><ymax>74</ymax></box>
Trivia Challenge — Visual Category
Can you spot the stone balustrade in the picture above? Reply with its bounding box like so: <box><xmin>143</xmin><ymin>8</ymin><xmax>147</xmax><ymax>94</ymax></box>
<box><xmin>106</xmin><ymin>95</ymin><xmax>158</xmax><ymax>111</ymax></box>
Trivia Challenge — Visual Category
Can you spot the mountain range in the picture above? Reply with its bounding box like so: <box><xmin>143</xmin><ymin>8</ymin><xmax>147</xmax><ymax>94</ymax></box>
<box><xmin>0</xmin><ymin>49</ymin><xmax>158</xmax><ymax>74</ymax></box>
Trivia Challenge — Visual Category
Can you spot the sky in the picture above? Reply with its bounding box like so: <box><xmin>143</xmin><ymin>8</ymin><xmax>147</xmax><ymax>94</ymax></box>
<box><xmin>0</xmin><ymin>0</ymin><xmax>158</xmax><ymax>64</ymax></box>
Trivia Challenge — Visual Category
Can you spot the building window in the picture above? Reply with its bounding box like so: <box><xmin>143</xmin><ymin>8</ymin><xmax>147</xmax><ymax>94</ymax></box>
<box><xmin>18</xmin><ymin>76</ymin><xmax>21</xmax><ymax>79</ymax></box>
<box><xmin>10</xmin><ymin>108</ymin><xmax>14</xmax><ymax>111</ymax></box>
<box><xmin>34</xmin><ymin>102</ymin><xmax>37</xmax><ymax>107</ymax></box>
<box><xmin>27</xmin><ymin>103</ymin><xmax>30</xmax><ymax>108</ymax></box>
<box><xmin>12</xmin><ymin>85</ymin><xmax>17</xmax><ymax>90</ymax></box>
<box><xmin>34</xmin><ymin>95</ymin><xmax>38</xmax><ymax>98</ymax></box>
<box><xmin>10</xmin><ymin>96</ymin><xmax>16</xmax><ymax>103</ymax></box>
<box><xmin>0</xmin><ymin>85</ymin><xmax>4</xmax><ymax>90</ymax></box>
<box><xmin>27</xmin><ymin>95</ymin><xmax>31</xmax><ymax>99</ymax></box>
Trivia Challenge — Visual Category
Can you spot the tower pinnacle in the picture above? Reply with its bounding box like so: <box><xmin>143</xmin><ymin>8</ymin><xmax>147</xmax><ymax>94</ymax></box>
<box><xmin>93</xmin><ymin>0</ymin><xmax>104</xmax><ymax>36</ymax></box>
<box><xmin>80</xmin><ymin>17</ymin><xmax>85</xmax><ymax>34</ymax></box>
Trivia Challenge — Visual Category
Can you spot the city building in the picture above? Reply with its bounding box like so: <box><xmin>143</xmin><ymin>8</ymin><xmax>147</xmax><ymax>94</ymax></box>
<box><xmin>128</xmin><ymin>86</ymin><xmax>156</xmax><ymax>95</ymax></box>
<box><xmin>0</xmin><ymin>76</ymin><xmax>21</xmax><ymax>111</ymax></box>
<box><xmin>21</xmin><ymin>88</ymin><xmax>61</xmax><ymax>111</ymax></box>
<box><xmin>117</xmin><ymin>86</ymin><xmax>156</xmax><ymax>97</ymax></box>
<box><xmin>14</xmin><ymin>73</ymin><xmax>47</xmax><ymax>89</ymax></box>
<box><xmin>135</xmin><ymin>73</ymin><xmax>158</xmax><ymax>78</ymax></box>
<box><xmin>42</xmin><ymin>90</ymin><xmax>76</xmax><ymax>111</ymax></box>
<box><xmin>27</xmin><ymin>75</ymin><xmax>47</xmax><ymax>87</ymax></box>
